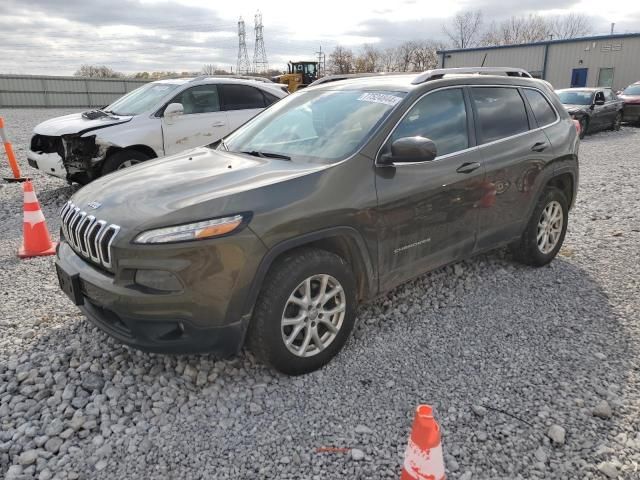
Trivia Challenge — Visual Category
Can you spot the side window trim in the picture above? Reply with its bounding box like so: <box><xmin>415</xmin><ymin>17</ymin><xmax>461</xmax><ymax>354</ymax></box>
<box><xmin>469</xmin><ymin>85</ymin><xmax>560</xmax><ymax>148</ymax></box>
<box><xmin>520</xmin><ymin>87</ymin><xmax>560</xmax><ymax>130</ymax></box>
<box><xmin>376</xmin><ymin>86</ymin><xmax>475</xmax><ymax>165</ymax></box>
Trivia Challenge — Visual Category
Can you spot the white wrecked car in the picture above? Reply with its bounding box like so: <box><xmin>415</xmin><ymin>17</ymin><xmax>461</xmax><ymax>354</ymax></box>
<box><xmin>27</xmin><ymin>76</ymin><xmax>288</xmax><ymax>184</ymax></box>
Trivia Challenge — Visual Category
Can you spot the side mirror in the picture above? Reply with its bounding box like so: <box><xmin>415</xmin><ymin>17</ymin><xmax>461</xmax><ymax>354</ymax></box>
<box><xmin>594</xmin><ymin>98</ymin><xmax>605</xmax><ymax>106</ymax></box>
<box><xmin>379</xmin><ymin>136</ymin><xmax>437</xmax><ymax>165</ymax></box>
<box><xmin>164</xmin><ymin>102</ymin><xmax>184</xmax><ymax>118</ymax></box>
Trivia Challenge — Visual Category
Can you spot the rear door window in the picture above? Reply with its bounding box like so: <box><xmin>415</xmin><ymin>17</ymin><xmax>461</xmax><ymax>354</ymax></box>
<box><xmin>523</xmin><ymin>89</ymin><xmax>557</xmax><ymax>127</ymax></box>
<box><xmin>471</xmin><ymin>87</ymin><xmax>530</xmax><ymax>144</ymax></box>
<box><xmin>220</xmin><ymin>84</ymin><xmax>266</xmax><ymax>110</ymax></box>
<box><xmin>391</xmin><ymin>88</ymin><xmax>469</xmax><ymax>157</ymax></box>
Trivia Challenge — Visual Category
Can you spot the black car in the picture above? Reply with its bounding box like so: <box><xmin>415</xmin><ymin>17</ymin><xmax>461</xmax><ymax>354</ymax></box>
<box><xmin>556</xmin><ymin>87</ymin><xmax>624</xmax><ymax>138</ymax></box>
<box><xmin>55</xmin><ymin>67</ymin><xmax>579</xmax><ymax>375</ymax></box>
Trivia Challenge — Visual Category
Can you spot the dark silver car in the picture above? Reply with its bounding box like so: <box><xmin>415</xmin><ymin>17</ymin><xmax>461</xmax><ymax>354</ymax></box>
<box><xmin>56</xmin><ymin>67</ymin><xmax>579</xmax><ymax>375</ymax></box>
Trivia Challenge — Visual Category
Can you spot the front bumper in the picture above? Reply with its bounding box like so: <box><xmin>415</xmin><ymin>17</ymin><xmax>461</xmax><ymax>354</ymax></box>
<box><xmin>27</xmin><ymin>150</ymin><xmax>67</xmax><ymax>179</ymax></box>
<box><xmin>55</xmin><ymin>232</ymin><xmax>264</xmax><ymax>355</ymax></box>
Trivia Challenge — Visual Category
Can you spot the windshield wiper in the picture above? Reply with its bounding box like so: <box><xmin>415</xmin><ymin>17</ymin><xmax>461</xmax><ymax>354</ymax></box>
<box><xmin>240</xmin><ymin>150</ymin><xmax>291</xmax><ymax>161</ymax></box>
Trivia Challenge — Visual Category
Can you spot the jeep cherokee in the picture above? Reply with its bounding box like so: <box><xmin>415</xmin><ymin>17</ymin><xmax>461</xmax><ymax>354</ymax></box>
<box><xmin>55</xmin><ymin>67</ymin><xmax>579</xmax><ymax>375</ymax></box>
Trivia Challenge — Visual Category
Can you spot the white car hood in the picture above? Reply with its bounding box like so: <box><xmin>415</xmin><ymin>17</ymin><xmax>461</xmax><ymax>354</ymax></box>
<box><xmin>33</xmin><ymin>112</ymin><xmax>133</xmax><ymax>137</ymax></box>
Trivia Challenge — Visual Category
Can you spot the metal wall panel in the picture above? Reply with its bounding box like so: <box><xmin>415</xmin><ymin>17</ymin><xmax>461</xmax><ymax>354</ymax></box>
<box><xmin>441</xmin><ymin>45</ymin><xmax>546</xmax><ymax>76</ymax></box>
<box><xmin>0</xmin><ymin>74</ymin><xmax>148</xmax><ymax>107</ymax></box>
<box><xmin>545</xmin><ymin>37</ymin><xmax>640</xmax><ymax>90</ymax></box>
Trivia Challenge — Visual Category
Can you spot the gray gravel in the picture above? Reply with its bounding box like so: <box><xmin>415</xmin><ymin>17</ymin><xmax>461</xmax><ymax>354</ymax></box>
<box><xmin>1</xmin><ymin>108</ymin><xmax>639</xmax><ymax>479</ymax></box>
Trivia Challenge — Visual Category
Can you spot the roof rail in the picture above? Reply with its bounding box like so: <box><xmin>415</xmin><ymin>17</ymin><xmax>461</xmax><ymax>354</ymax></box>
<box><xmin>188</xmin><ymin>75</ymin><xmax>274</xmax><ymax>83</ymax></box>
<box><xmin>412</xmin><ymin>67</ymin><xmax>533</xmax><ymax>84</ymax></box>
<box><xmin>309</xmin><ymin>72</ymin><xmax>414</xmax><ymax>87</ymax></box>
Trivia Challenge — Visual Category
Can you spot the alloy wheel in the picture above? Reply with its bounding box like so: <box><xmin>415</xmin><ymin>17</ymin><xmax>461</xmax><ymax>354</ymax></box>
<box><xmin>537</xmin><ymin>200</ymin><xmax>563</xmax><ymax>254</ymax></box>
<box><xmin>280</xmin><ymin>274</ymin><xmax>346</xmax><ymax>358</ymax></box>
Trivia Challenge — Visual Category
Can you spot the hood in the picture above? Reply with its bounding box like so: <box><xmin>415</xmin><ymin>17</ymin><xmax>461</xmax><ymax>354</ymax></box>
<box><xmin>70</xmin><ymin>147</ymin><xmax>326</xmax><ymax>231</ymax></box>
<box><xmin>562</xmin><ymin>104</ymin><xmax>589</xmax><ymax>114</ymax></box>
<box><xmin>33</xmin><ymin>112</ymin><xmax>133</xmax><ymax>136</ymax></box>
<box><xmin>619</xmin><ymin>94</ymin><xmax>640</xmax><ymax>104</ymax></box>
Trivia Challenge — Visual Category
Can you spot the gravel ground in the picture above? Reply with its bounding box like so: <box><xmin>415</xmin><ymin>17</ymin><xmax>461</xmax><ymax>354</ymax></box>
<box><xmin>0</xmin><ymin>108</ymin><xmax>639</xmax><ymax>480</ymax></box>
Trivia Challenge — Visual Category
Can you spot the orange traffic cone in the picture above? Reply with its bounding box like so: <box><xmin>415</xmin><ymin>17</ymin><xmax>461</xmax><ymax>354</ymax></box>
<box><xmin>400</xmin><ymin>405</ymin><xmax>446</xmax><ymax>480</ymax></box>
<box><xmin>18</xmin><ymin>181</ymin><xmax>57</xmax><ymax>258</ymax></box>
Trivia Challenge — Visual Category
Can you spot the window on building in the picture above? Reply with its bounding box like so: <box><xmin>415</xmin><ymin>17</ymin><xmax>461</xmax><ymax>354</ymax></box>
<box><xmin>471</xmin><ymin>87</ymin><xmax>529</xmax><ymax>144</ymax></box>
<box><xmin>597</xmin><ymin>68</ymin><xmax>614</xmax><ymax>88</ymax></box>
<box><xmin>391</xmin><ymin>88</ymin><xmax>469</xmax><ymax>157</ymax></box>
<box><xmin>523</xmin><ymin>89</ymin><xmax>557</xmax><ymax>127</ymax></box>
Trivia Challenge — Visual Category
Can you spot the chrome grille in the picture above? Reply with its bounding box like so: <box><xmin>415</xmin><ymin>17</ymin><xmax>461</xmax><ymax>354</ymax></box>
<box><xmin>60</xmin><ymin>202</ymin><xmax>120</xmax><ymax>269</ymax></box>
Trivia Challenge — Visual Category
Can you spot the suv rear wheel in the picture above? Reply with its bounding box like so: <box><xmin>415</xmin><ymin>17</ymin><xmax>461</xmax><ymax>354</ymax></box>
<box><xmin>101</xmin><ymin>150</ymin><xmax>150</xmax><ymax>175</ymax></box>
<box><xmin>510</xmin><ymin>186</ymin><xmax>568</xmax><ymax>266</ymax></box>
<box><xmin>247</xmin><ymin>248</ymin><xmax>357</xmax><ymax>375</ymax></box>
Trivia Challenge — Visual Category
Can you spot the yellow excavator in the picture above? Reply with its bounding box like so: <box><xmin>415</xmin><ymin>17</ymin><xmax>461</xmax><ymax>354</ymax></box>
<box><xmin>273</xmin><ymin>61</ymin><xmax>319</xmax><ymax>92</ymax></box>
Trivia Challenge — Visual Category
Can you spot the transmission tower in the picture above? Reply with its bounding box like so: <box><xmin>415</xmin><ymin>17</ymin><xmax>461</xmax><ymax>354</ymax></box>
<box><xmin>252</xmin><ymin>11</ymin><xmax>268</xmax><ymax>73</ymax></box>
<box><xmin>236</xmin><ymin>17</ymin><xmax>250</xmax><ymax>75</ymax></box>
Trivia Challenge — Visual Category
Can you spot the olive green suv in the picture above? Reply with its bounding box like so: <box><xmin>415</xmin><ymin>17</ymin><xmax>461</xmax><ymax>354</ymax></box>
<box><xmin>56</xmin><ymin>67</ymin><xmax>579</xmax><ymax>375</ymax></box>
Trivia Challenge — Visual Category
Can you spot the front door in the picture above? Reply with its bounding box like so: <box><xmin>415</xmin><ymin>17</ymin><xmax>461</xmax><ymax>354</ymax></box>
<box><xmin>375</xmin><ymin>87</ymin><xmax>484</xmax><ymax>291</ymax></box>
<box><xmin>161</xmin><ymin>84</ymin><xmax>230</xmax><ymax>155</ymax></box>
<box><xmin>571</xmin><ymin>68</ymin><xmax>588</xmax><ymax>88</ymax></box>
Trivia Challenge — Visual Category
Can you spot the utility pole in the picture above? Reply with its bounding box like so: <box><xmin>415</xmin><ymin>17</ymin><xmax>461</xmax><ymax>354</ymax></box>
<box><xmin>610</xmin><ymin>23</ymin><xmax>615</xmax><ymax>35</ymax></box>
<box><xmin>236</xmin><ymin>17</ymin><xmax>250</xmax><ymax>75</ymax></box>
<box><xmin>315</xmin><ymin>45</ymin><xmax>326</xmax><ymax>77</ymax></box>
<box><xmin>253</xmin><ymin>11</ymin><xmax>268</xmax><ymax>74</ymax></box>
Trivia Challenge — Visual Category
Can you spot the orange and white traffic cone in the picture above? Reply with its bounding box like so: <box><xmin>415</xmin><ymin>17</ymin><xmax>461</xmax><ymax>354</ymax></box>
<box><xmin>400</xmin><ymin>405</ymin><xmax>446</xmax><ymax>480</ymax></box>
<box><xmin>18</xmin><ymin>181</ymin><xmax>57</xmax><ymax>258</ymax></box>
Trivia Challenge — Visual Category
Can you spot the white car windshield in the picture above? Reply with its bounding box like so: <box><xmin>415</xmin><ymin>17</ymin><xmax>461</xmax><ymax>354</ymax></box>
<box><xmin>222</xmin><ymin>89</ymin><xmax>406</xmax><ymax>163</ymax></box>
<box><xmin>105</xmin><ymin>83</ymin><xmax>180</xmax><ymax>116</ymax></box>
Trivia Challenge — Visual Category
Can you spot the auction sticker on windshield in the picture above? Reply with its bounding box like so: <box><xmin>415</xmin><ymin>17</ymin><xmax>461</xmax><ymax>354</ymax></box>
<box><xmin>357</xmin><ymin>92</ymin><xmax>403</xmax><ymax>106</ymax></box>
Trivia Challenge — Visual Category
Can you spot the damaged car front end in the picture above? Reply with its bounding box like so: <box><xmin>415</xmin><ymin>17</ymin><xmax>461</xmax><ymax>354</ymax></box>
<box><xmin>29</xmin><ymin>132</ymin><xmax>109</xmax><ymax>183</ymax></box>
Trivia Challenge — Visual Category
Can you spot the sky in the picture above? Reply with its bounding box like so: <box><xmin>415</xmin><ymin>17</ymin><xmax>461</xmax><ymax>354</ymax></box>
<box><xmin>1</xmin><ymin>0</ymin><xmax>639</xmax><ymax>75</ymax></box>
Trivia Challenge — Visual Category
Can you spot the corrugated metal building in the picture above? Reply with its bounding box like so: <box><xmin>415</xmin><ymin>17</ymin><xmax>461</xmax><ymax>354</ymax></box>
<box><xmin>0</xmin><ymin>75</ymin><xmax>149</xmax><ymax>108</ymax></box>
<box><xmin>438</xmin><ymin>33</ymin><xmax>640</xmax><ymax>91</ymax></box>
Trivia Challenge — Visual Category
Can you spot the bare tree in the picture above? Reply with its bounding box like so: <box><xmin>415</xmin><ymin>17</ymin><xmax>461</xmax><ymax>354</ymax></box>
<box><xmin>412</xmin><ymin>41</ymin><xmax>441</xmax><ymax>71</ymax></box>
<box><xmin>354</xmin><ymin>44</ymin><xmax>381</xmax><ymax>73</ymax></box>
<box><xmin>397</xmin><ymin>41</ymin><xmax>418</xmax><ymax>72</ymax></box>
<box><xmin>328</xmin><ymin>46</ymin><xmax>355</xmax><ymax>74</ymax></box>
<box><xmin>201</xmin><ymin>64</ymin><xmax>218</xmax><ymax>75</ymax></box>
<box><xmin>481</xmin><ymin>15</ymin><xmax>551</xmax><ymax>46</ymax></box>
<box><xmin>443</xmin><ymin>10</ymin><xmax>483</xmax><ymax>49</ymax></box>
<box><xmin>74</xmin><ymin>64</ymin><xmax>123</xmax><ymax>78</ymax></box>
<box><xmin>380</xmin><ymin>47</ymin><xmax>400</xmax><ymax>72</ymax></box>
<box><xmin>549</xmin><ymin>13</ymin><xmax>592</xmax><ymax>39</ymax></box>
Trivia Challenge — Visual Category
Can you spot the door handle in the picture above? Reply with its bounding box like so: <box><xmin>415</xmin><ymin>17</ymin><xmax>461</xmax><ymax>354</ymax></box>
<box><xmin>456</xmin><ymin>162</ymin><xmax>481</xmax><ymax>174</ymax></box>
<box><xmin>211</xmin><ymin>121</ymin><xmax>225</xmax><ymax>127</ymax></box>
<box><xmin>531</xmin><ymin>142</ymin><xmax>548</xmax><ymax>152</ymax></box>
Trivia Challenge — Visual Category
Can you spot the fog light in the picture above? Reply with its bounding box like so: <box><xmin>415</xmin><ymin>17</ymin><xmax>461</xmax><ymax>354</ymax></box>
<box><xmin>134</xmin><ymin>269</ymin><xmax>182</xmax><ymax>292</ymax></box>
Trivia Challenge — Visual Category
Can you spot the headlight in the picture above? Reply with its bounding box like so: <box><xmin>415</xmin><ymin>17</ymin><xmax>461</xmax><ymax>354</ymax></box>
<box><xmin>134</xmin><ymin>214</ymin><xmax>245</xmax><ymax>244</ymax></box>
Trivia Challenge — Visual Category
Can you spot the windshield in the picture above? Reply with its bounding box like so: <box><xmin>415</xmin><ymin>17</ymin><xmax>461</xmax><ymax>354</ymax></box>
<box><xmin>622</xmin><ymin>85</ymin><xmax>640</xmax><ymax>95</ymax></box>
<box><xmin>222</xmin><ymin>89</ymin><xmax>406</xmax><ymax>163</ymax></box>
<box><xmin>105</xmin><ymin>82</ymin><xmax>180</xmax><ymax>116</ymax></box>
<box><xmin>556</xmin><ymin>90</ymin><xmax>593</xmax><ymax>105</ymax></box>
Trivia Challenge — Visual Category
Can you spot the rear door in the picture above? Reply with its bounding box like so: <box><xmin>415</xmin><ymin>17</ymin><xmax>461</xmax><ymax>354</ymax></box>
<box><xmin>161</xmin><ymin>84</ymin><xmax>230</xmax><ymax>155</ymax></box>
<box><xmin>471</xmin><ymin>85</ymin><xmax>557</xmax><ymax>250</ymax></box>
<box><xmin>220</xmin><ymin>84</ymin><xmax>268</xmax><ymax>132</ymax></box>
<box><xmin>375</xmin><ymin>87</ymin><xmax>485</xmax><ymax>291</ymax></box>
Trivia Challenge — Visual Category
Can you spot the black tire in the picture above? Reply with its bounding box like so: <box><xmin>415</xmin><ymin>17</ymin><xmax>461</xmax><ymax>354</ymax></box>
<box><xmin>578</xmin><ymin>117</ymin><xmax>588</xmax><ymax>139</ymax></box>
<box><xmin>101</xmin><ymin>150</ymin><xmax>150</xmax><ymax>176</ymax></box>
<box><xmin>509</xmin><ymin>186</ymin><xmax>568</xmax><ymax>267</ymax></box>
<box><xmin>611</xmin><ymin>112</ymin><xmax>622</xmax><ymax>131</ymax></box>
<box><xmin>247</xmin><ymin>248</ymin><xmax>357</xmax><ymax>375</ymax></box>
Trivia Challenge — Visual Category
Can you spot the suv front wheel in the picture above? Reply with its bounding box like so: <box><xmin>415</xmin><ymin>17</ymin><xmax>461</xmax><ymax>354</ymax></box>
<box><xmin>248</xmin><ymin>248</ymin><xmax>357</xmax><ymax>375</ymax></box>
<box><xmin>510</xmin><ymin>186</ymin><xmax>568</xmax><ymax>266</ymax></box>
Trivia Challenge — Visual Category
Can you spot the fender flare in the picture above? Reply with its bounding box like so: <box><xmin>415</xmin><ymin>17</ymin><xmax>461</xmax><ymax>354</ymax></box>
<box><xmin>242</xmin><ymin>226</ymin><xmax>377</xmax><ymax>318</ymax></box>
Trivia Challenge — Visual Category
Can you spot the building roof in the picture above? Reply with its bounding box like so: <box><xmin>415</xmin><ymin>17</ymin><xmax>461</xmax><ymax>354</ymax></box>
<box><xmin>437</xmin><ymin>32</ymin><xmax>640</xmax><ymax>54</ymax></box>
